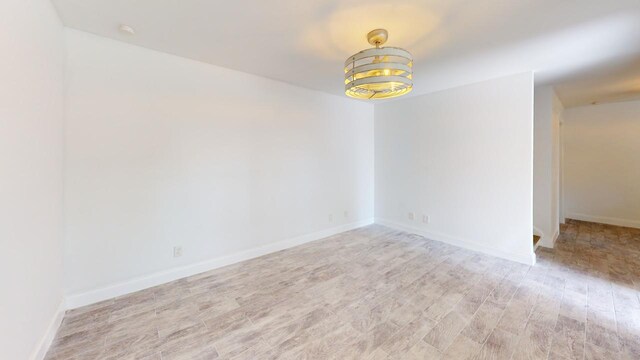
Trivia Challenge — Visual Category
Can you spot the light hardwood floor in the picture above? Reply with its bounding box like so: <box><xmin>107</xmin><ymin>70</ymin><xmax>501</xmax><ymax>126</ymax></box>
<box><xmin>46</xmin><ymin>220</ymin><xmax>640</xmax><ymax>359</ymax></box>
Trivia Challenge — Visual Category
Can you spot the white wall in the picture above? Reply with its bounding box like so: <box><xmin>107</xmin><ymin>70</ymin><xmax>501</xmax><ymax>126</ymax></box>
<box><xmin>563</xmin><ymin>100</ymin><xmax>640</xmax><ymax>228</ymax></box>
<box><xmin>533</xmin><ymin>86</ymin><xmax>563</xmax><ymax>247</ymax></box>
<box><xmin>0</xmin><ymin>1</ymin><xmax>66</xmax><ymax>359</ymax></box>
<box><xmin>374</xmin><ymin>72</ymin><xmax>535</xmax><ymax>264</ymax></box>
<box><xmin>63</xmin><ymin>30</ymin><xmax>374</xmax><ymax>305</ymax></box>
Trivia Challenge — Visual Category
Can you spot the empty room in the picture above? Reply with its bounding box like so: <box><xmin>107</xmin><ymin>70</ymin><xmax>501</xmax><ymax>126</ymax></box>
<box><xmin>3</xmin><ymin>0</ymin><xmax>640</xmax><ymax>359</ymax></box>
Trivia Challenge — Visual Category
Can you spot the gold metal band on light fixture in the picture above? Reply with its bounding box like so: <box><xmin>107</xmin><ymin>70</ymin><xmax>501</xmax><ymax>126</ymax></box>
<box><xmin>344</xmin><ymin>63</ymin><xmax>412</xmax><ymax>80</ymax></box>
<box><xmin>343</xmin><ymin>47</ymin><xmax>413</xmax><ymax>66</ymax></box>
<box><xmin>344</xmin><ymin>29</ymin><xmax>413</xmax><ymax>100</ymax></box>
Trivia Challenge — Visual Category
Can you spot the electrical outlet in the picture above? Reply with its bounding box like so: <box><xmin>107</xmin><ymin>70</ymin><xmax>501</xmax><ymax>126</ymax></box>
<box><xmin>408</xmin><ymin>212</ymin><xmax>415</xmax><ymax>220</ymax></box>
<box><xmin>173</xmin><ymin>246</ymin><xmax>183</xmax><ymax>258</ymax></box>
<box><xmin>422</xmin><ymin>215</ymin><xmax>430</xmax><ymax>224</ymax></box>
<box><xmin>328</xmin><ymin>214</ymin><xmax>333</xmax><ymax>222</ymax></box>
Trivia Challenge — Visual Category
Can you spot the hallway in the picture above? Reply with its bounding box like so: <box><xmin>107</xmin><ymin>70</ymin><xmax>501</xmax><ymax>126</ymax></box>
<box><xmin>536</xmin><ymin>220</ymin><xmax>640</xmax><ymax>359</ymax></box>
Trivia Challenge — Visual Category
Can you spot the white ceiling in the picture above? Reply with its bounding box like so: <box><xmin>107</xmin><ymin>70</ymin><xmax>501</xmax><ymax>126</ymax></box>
<box><xmin>52</xmin><ymin>0</ymin><xmax>640</xmax><ymax>107</ymax></box>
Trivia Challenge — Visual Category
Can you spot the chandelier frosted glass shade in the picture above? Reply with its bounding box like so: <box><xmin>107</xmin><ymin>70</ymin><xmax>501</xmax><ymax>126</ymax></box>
<box><xmin>344</xmin><ymin>29</ymin><xmax>413</xmax><ymax>100</ymax></box>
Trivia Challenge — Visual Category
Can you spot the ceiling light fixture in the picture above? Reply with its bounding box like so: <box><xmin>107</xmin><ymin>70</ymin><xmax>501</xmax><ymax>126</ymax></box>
<box><xmin>344</xmin><ymin>29</ymin><xmax>413</xmax><ymax>100</ymax></box>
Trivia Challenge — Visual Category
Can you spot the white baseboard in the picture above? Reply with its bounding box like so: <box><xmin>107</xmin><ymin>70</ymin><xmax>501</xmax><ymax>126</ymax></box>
<box><xmin>375</xmin><ymin>218</ymin><xmax>536</xmax><ymax>266</ymax></box>
<box><xmin>65</xmin><ymin>218</ymin><xmax>374</xmax><ymax>309</ymax></box>
<box><xmin>30</xmin><ymin>300</ymin><xmax>65</xmax><ymax>360</ymax></box>
<box><xmin>538</xmin><ymin>228</ymin><xmax>559</xmax><ymax>249</ymax></box>
<box><xmin>565</xmin><ymin>212</ymin><xmax>640</xmax><ymax>229</ymax></box>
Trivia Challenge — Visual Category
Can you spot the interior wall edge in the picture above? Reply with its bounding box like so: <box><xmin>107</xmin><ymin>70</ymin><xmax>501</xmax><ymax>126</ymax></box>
<box><xmin>565</xmin><ymin>212</ymin><xmax>640</xmax><ymax>230</ymax></box>
<box><xmin>375</xmin><ymin>218</ymin><xmax>536</xmax><ymax>266</ymax></box>
<box><xmin>29</xmin><ymin>300</ymin><xmax>65</xmax><ymax>360</ymax></box>
<box><xmin>65</xmin><ymin>218</ymin><xmax>373</xmax><ymax>309</ymax></box>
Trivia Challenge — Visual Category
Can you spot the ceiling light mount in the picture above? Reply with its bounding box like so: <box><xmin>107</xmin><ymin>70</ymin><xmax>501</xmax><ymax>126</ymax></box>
<box><xmin>345</xmin><ymin>29</ymin><xmax>413</xmax><ymax>100</ymax></box>
<box><xmin>367</xmin><ymin>29</ymin><xmax>388</xmax><ymax>48</ymax></box>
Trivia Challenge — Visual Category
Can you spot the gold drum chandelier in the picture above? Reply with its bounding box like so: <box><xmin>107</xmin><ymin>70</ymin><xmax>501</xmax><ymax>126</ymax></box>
<box><xmin>345</xmin><ymin>29</ymin><xmax>413</xmax><ymax>99</ymax></box>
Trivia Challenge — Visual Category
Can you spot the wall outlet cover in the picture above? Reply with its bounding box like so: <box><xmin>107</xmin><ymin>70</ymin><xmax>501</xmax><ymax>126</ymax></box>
<box><xmin>173</xmin><ymin>246</ymin><xmax>183</xmax><ymax>257</ymax></box>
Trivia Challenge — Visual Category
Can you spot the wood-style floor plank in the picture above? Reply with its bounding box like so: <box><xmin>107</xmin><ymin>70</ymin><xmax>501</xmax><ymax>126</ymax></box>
<box><xmin>45</xmin><ymin>220</ymin><xmax>640</xmax><ymax>359</ymax></box>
